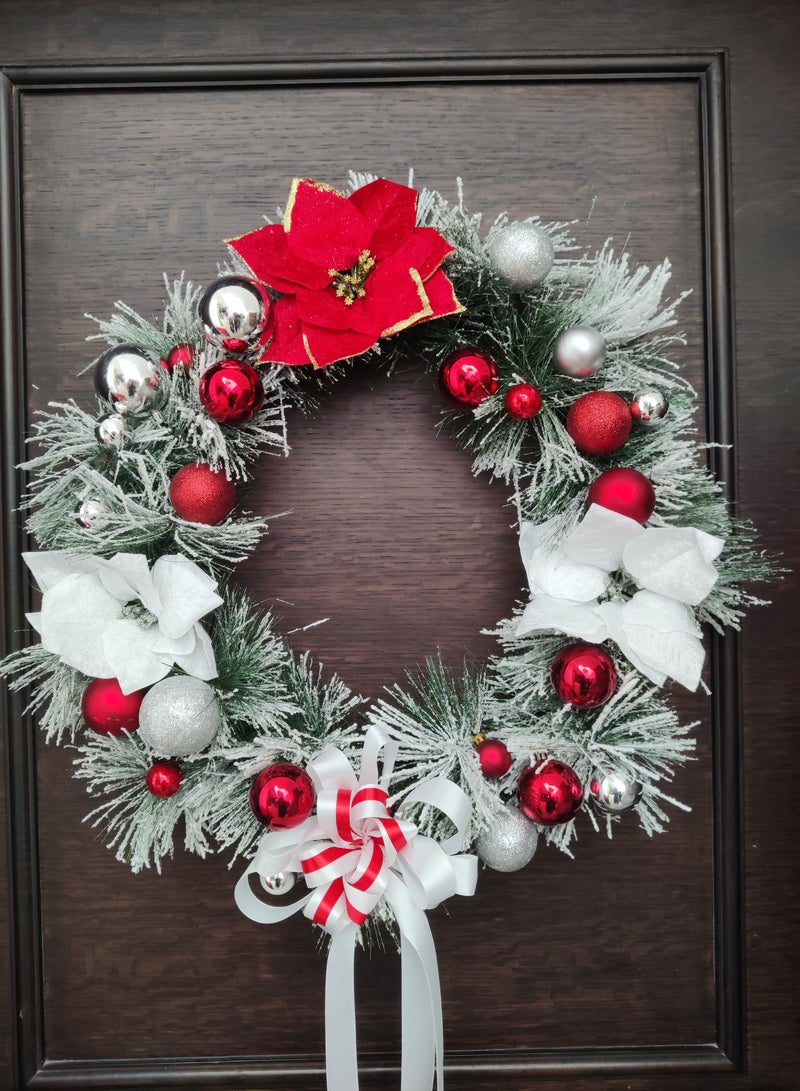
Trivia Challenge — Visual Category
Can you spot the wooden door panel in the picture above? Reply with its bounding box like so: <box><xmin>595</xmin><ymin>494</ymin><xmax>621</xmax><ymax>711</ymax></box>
<box><xmin>1</xmin><ymin>8</ymin><xmax>797</xmax><ymax>1088</ymax></box>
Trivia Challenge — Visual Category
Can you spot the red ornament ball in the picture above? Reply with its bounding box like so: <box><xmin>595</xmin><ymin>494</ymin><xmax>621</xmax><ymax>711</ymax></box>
<box><xmin>587</xmin><ymin>466</ymin><xmax>656</xmax><ymax>524</ymax></box>
<box><xmin>504</xmin><ymin>382</ymin><xmax>543</xmax><ymax>420</ymax></box>
<box><xmin>81</xmin><ymin>677</ymin><xmax>146</xmax><ymax>735</ymax></box>
<box><xmin>146</xmin><ymin>760</ymin><xmax>183</xmax><ymax>798</ymax></box>
<box><xmin>566</xmin><ymin>390</ymin><xmax>632</xmax><ymax>455</ymax></box>
<box><xmin>199</xmin><ymin>359</ymin><xmax>264</xmax><ymax>424</ymax></box>
<box><xmin>250</xmin><ymin>762</ymin><xmax>316</xmax><ymax>829</ymax></box>
<box><xmin>161</xmin><ymin>343</ymin><xmax>195</xmax><ymax>372</ymax></box>
<box><xmin>475</xmin><ymin>737</ymin><xmax>513</xmax><ymax>779</ymax></box>
<box><xmin>438</xmin><ymin>348</ymin><xmax>500</xmax><ymax>411</ymax></box>
<box><xmin>551</xmin><ymin>642</ymin><xmax>618</xmax><ymax>707</ymax></box>
<box><xmin>170</xmin><ymin>462</ymin><xmax>237</xmax><ymax>524</ymax></box>
<box><xmin>518</xmin><ymin>759</ymin><xmax>584</xmax><ymax>826</ymax></box>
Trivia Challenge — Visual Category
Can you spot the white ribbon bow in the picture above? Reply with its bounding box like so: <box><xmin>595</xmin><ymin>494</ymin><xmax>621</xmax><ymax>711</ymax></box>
<box><xmin>235</xmin><ymin>726</ymin><xmax>477</xmax><ymax>1091</ymax></box>
<box><xmin>517</xmin><ymin>504</ymin><xmax>724</xmax><ymax>691</ymax></box>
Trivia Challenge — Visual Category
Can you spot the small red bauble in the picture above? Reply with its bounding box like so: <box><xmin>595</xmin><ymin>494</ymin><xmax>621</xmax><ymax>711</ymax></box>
<box><xmin>504</xmin><ymin>382</ymin><xmax>543</xmax><ymax>420</ymax></box>
<box><xmin>551</xmin><ymin>642</ymin><xmax>618</xmax><ymax>707</ymax></box>
<box><xmin>199</xmin><ymin>359</ymin><xmax>265</xmax><ymax>424</ymax></box>
<box><xmin>475</xmin><ymin>737</ymin><xmax>513</xmax><ymax>778</ymax></box>
<box><xmin>587</xmin><ymin>466</ymin><xmax>656</xmax><ymax>524</ymax></box>
<box><xmin>161</xmin><ymin>343</ymin><xmax>195</xmax><ymax>372</ymax></box>
<box><xmin>566</xmin><ymin>390</ymin><xmax>632</xmax><ymax>455</ymax></box>
<box><xmin>249</xmin><ymin>762</ymin><xmax>316</xmax><ymax>829</ymax></box>
<box><xmin>81</xmin><ymin>677</ymin><xmax>146</xmax><ymax>735</ymax></box>
<box><xmin>438</xmin><ymin>348</ymin><xmax>500</xmax><ymax>411</ymax></box>
<box><xmin>518</xmin><ymin>759</ymin><xmax>584</xmax><ymax>826</ymax></box>
<box><xmin>146</xmin><ymin>760</ymin><xmax>183</xmax><ymax>798</ymax></box>
<box><xmin>170</xmin><ymin>462</ymin><xmax>237</xmax><ymax>524</ymax></box>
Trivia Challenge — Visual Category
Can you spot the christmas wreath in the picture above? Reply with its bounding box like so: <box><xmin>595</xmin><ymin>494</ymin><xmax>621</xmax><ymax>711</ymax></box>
<box><xmin>1</xmin><ymin>172</ymin><xmax>776</xmax><ymax>1090</ymax></box>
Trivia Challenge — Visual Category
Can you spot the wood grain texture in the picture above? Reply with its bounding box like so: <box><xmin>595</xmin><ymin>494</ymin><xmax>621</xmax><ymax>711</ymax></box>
<box><xmin>0</xmin><ymin>2</ymin><xmax>798</xmax><ymax>1088</ymax></box>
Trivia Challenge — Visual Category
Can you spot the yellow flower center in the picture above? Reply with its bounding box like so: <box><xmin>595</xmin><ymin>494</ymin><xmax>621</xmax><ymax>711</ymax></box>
<box><xmin>328</xmin><ymin>250</ymin><xmax>376</xmax><ymax>306</ymax></box>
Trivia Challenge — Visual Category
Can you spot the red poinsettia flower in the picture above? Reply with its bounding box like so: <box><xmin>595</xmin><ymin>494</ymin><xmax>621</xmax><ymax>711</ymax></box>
<box><xmin>228</xmin><ymin>178</ymin><xmax>464</xmax><ymax>368</ymax></box>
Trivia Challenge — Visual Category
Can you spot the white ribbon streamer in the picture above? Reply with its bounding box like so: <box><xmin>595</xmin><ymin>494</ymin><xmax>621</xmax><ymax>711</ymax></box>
<box><xmin>235</xmin><ymin>726</ymin><xmax>477</xmax><ymax>1090</ymax></box>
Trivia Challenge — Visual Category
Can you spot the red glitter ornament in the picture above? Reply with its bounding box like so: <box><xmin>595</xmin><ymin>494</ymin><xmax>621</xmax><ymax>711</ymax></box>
<box><xmin>146</xmin><ymin>760</ymin><xmax>183</xmax><ymax>798</ymax></box>
<box><xmin>170</xmin><ymin>462</ymin><xmax>237</xmax><ymax>524</ymax></box>
<box><xmin>518</xmin><ymin>759</ymin><xmax>584</xmax><ymax>826</ymax></box>
<box><xmin>199</xmin><ymin>359</ymin><xmax>264</xmax><ymax>424</ymax></box>
<box><xmin>588</xmin><ymin>466</ymin><xmax>656</xmax><ymax>524</ymax></box>
<box><xmin>438</xmin><ymin>348</ymin><xmax>500</xmax><ymax>410</ymax></box>
<box><xmin>504</xmin><ymin>382</ymin><xmax>543</xmax><ymax>420</ymax></box>
<box><xmin>566</xmin><ymin>390</ymin><xmax>632</xmax><ymax>455</ymax></box>
<box><xmin>551</xmin><ymin>642</ymin><xmax>618</xmax><ymax>707</ymax></box>
<box><xmin>250</xmin><ymin>762</ymin><xmax>316</xmax><ymax>829</ymax></box>
<box><xmin>81</xmin><ymin>677</ymin><xmax>146</xmax><ymax>735</ymax></box>
<box><xmin>161</xmin><ymin>343</ymin><xmax>195</xmax><ymax>372</ymax></box>
<box><xmin>475</xmin><ymin>737</ymin><xmax>513</xmax><ymax>778</ymax></box>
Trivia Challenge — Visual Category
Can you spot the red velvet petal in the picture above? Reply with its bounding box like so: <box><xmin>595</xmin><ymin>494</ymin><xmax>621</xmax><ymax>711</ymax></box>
<box><xmin>302</xmin><ymin>322</ymin><xmax>376</xmax><ymax>368</ymax></box>
<box><xmin>295</xmin><ymin>288</ymin><xmax>364</xmax><ymax>332</ymax></box>
<box><xmin>417</xmin><ymin>267</ymin><xmax>464</xmax><ymax>321</ymax></box>
<box><xmin>348</xmin><ymin>179</ymin><xmax>418</xmax><ymax>261</ymax></box>
<box><xmin>228</xmin><ymin>224</ymin><xmax>330</xmax><ymax>294</ymax></box>
<box><xmin>286</xmin><ymin>179</ymin><xmax>372</xmax><ymax>271</ymax></box>
<box><xmin>357</xmin><ymin>260</ymin><xmax>432</xmax><ymax>338</ymax></box>
<box><xmin>390</xmin><ymin>227</ymin><xmax>456</xmax><ymax>281</ymax></box>
<box><xmin>259</xmin><ymin>297</ymin><xmax>313</xmax><ymax>366</ymax></box>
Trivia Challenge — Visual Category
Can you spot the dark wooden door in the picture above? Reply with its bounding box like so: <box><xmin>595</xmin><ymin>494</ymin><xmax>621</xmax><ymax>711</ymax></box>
<box><xmin>1</xmin><ymin>3</ymin><xmax>798</xmax><ymax>1088</ymax></box>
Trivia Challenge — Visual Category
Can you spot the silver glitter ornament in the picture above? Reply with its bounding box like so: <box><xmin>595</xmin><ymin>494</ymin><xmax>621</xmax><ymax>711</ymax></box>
<box><xmin>553</xmin><ymin>326</ymin><xmax>606</xmax><ymax>378</ymax></box>
<box><xmin>138</xmin><ymin>676</ymin><xmax>221</xmax><ymax>757</ymax></box>
<box><xmin>94</xmin><ymin>344</ymin><xmax>163</xmax><ymax>413</ymax></box>
<box><xmin>200</xmin><ymin>276</ymin><xmax>272</xmax><ymax>354</ymax></box>
<box><xmin>488</xmin><ymin>222</ymin><xmax>555</xmax><ymax>290</ymax></box>
<box><xmin>589</xmin><ymin>769</ymin><xmax>643</xmax><ymax>814</ymax></box>
<box><xmin>259</xmin><ymin>871</ymin><xmax>296</xmax><ymax>896</ymax></box>
<box><xmin>630</xmin><ymin>386</ymin><xmax>669</xmax><ymax>426</ymax></box>
<box><xmin>95</xmin><ymin>412</ymin><xmax>129</xmax><ymax>447</ymax></box>
<box><xmin>75</xmin><ymin>497</ymin><xmax>111</xmax><ymax>529</ymax></box>
<box><xmin>475</xmin><ymin>804</ymin><xmax>539</xmax><ymax>872</ymax></box>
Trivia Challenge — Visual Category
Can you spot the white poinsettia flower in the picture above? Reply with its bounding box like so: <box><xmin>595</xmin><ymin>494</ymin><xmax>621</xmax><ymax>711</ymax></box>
<box><xmin>515</xmin><ymin>504</ymin><xmax>725</xmax><ymax>691</ymax></box>
<box><xmin>23</xmin><ymin>550</ymin><xmax>223</xmax><ymax>694</ymax></box>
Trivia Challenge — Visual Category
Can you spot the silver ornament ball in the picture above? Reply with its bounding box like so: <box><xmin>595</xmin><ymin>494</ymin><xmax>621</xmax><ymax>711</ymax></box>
<box><xmin>488</xmin><ymin>222</ymin><xmax>555</xmax><ymax>290</ymax></box>
<box><xmin>553</xmin><ymin>326</ymin><xmax>606</xmax><ymax>378</ymax></box>
<box><xmin>75</xmin><ymin>497</ymin><xmax>111</xmax><ymax>529</ymax></box>
<box><xmin>631</xmin><ymin>386</ymin><xmax>669</xmax><ymax>426</ymax></box>
<box><xmin>95</xmin><ymin>412</ymin><xmax>129</xmax><ymax>447</ymax></box>
<box><xmin>200</xmin><ymin>275</ymin><xmax>272</xmax><ymax>353</ymax></box>
<box><xmin>259</xmin><ymin>871</ymin><xmax>296</xmax><ymax>896</ymax></box>
<box><xmin>475</xmin><ymin>803</ymin><xmax>539</xmax><ymax>872</ymax></box>
<box><xmin>94</xmin><ymin>344</ymin><xmax>163</xmax><ymax>413</ymax></box>
<box><xmin>138</xmin><ymin>676</ymin><xmax>221</xmax><ymax>757</ymax></box>
<box><xmin>589</xmin><ymin>769</ymin><xmax>643</xmax><ymax>814</ymax></box>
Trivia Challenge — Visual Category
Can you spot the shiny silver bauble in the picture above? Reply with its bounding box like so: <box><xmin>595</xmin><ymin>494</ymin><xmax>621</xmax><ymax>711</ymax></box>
<box><xmin>589</xmin><ymin>769</ymin><xmax>643</xmax><ymax>813</ymax></box>
<box><xmin>488</xmin><ymin>222</ymin><xmax>555</xmax><ymax>290</ymax></box>
<box><xmin>138</xmin><ymin>676</ymin><xmax>221</xmax><ymax>757</ymax></box>
<box><xmin>475</xmin><ymin>803</ymin><xmax>539</xmax><ymax>872</ymax></box>
<box><xmin>553</xmin><ymin>326</ymin><xmax>606</xmax><ymax>378</ymax></box>
<box><xmin>94</xmin><ymin>344</ymin><xmax>163</xmax><ymax>413</ymax></box>
<box><xmin>75</xmin><ymin>497</ymin><xmax>111</xmax><ymax>529</ymax></box>
<box><xmin>199</xmin><ymin>276</ymin><xmax>273</xmax><ymax>354</ymax></box>
<box><xmin>259</xmin><ymin>871</ymin><xmax>297</xmax><ymax>896</ymax></box>
<box><xmin>631</xmin><ymin>386</ymin><xmax>669</xmax><ymax>425</ymax></box>
<box><xmin>95</xmin><ymin>412</ymin><xmax>129</xmax><ymax>446</ymax></box>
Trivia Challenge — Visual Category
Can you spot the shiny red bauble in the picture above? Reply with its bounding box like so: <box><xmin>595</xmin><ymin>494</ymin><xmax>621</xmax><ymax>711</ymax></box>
<box><xmin>161</xmin><ymin>343</ymin><xmax>195</xmax><ymax>372</ymax></box>
<box><xmin>504</xmin><ymin>382</ymin><xmax>543</xmax><ymax>420</ymax></box>
<box><xmin>551</xmin><ymin>642</ymin><xmax>618</xmax><ymax>707</ymax></box>
<box><xmin>475</xmin><ymin>737</ymin><xmax>513</xmax><ymax>779</ymax></box>
<box><xmin>81</xmin><ymin>677</ymin><xmax>146</xmax><ymax>735</ymax></box>
<box><xmin>566</xmin><ymin>390</ymin><xmax>632</xmax><ymax>455</ymax></box>
<box><xmin>170</xmin><ymin>462</ymin><xmax>237</xmax><ymax>524</ymax></box>
<box><xmin>146</xmin><ymin>760</ymin><xmax>183</xmax><ymax>798</ymax></box>
<box><xmin>438</xmin><ymin>348</ymin><xmax>500</xmax><ymax>410</ymax></box>
<box><xmin>587</xmin><ymin>466</ymin><xmax>656</xmax><ymax>524</ymax></box>
<box><xmin>249</xmin><ymin>762</ymin><xmax>316</xmax><ymax>829</ymax></box>
<box><xmin>199</xmin><ymin>359</ymin><xmax>264</xmax><ymax>424</ymax></box>
<box><xmin>518</xmin><ymin>759</ymin><xmax>584</xmax><ymax>826</ymax></box>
